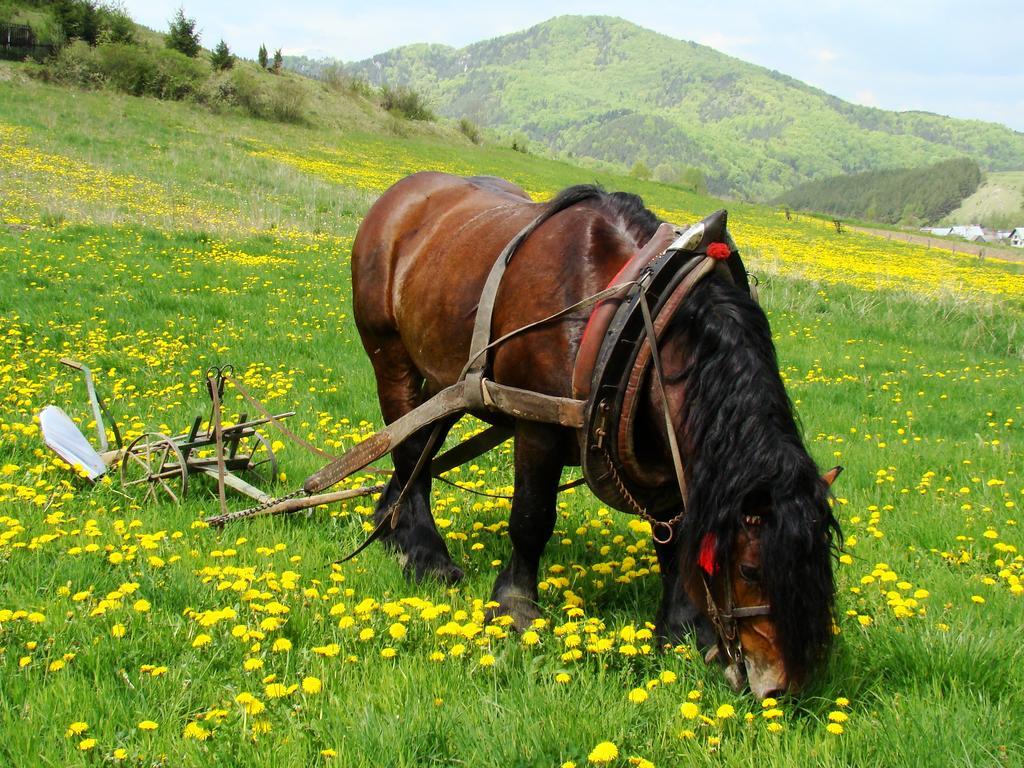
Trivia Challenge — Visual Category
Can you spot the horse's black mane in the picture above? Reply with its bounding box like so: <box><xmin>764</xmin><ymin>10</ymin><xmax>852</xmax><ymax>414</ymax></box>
<box><xmin>546</xmin><ymin>183</ymin><xmax>839</xmax><ymax>683</ymax></box>
<box><xmin>545</xmin><ymin>184</ymin><xmax>662</xmax><ymax>246</ymax></box>
<box><xmin>670</xmin><ymin>278</ymin><xmax>841</xmax><ymax>683</ymax></box>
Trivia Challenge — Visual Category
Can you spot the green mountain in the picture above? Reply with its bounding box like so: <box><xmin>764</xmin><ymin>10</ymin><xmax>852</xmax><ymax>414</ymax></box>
<box><xmin>337</xmin><ymin>15</ymin><xmax>1024</xmax><ymax>200</ymax></box>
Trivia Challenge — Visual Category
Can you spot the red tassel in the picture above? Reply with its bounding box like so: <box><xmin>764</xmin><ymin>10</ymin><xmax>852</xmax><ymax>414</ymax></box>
<box><xmin>706</xmin><ymin>242</ymin><xmax>731</xmax><ymax>260</ymax></box>
<box><xmin>698</xmin><ymin>533</ymin><xmax>718</xmax><ymax>575</ymax></box>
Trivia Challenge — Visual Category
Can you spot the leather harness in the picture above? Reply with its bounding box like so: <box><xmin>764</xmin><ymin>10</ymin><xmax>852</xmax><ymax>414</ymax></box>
<box><xmin>301</xmin><ymin>204</ymin><xmax>772</xmax><ymax>659</ymax></box>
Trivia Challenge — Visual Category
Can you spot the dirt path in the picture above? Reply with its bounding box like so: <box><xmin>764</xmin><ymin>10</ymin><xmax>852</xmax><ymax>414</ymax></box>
<box><xmin>847</xmin><ymin>224</ymin><xmax>1024</xmax><ymax>264</ymax></box>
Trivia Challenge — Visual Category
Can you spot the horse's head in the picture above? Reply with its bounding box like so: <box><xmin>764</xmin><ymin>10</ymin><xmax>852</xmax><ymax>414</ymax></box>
<box><xmin>682</xmin><ymin>467</ymin><xmax>841</xmax><ymax>699</ymax></box>
<box><xmin>649</xmin><ymin>271</ymin><xmax>842</xmax><ymax>698</ymax></box>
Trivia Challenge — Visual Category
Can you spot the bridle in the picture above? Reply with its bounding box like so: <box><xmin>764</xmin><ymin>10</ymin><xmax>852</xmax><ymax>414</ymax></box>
<box><xmin>700</xmin><ymin>514</ymin><xmax>773</xmax><ymax>670</ymax></box>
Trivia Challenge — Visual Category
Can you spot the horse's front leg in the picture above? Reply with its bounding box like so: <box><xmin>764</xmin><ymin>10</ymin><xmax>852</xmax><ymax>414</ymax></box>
<box><xmin>654</xmin><ymin>533</ymin><xmax>716</xmax><ymax>650</ymax></box>
<box><xmin>373</xmin><ymin>417</ymin><xmax>463</xmax><ymax>585</ymax></box>
<box><xmin>488</xmin><ymin>421</ymin><xmax>567</xmax><ymax>630</ymax></box>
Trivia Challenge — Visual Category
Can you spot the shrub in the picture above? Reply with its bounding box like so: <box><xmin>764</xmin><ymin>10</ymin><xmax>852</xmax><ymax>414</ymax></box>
<box><xmin>630</xmin><ymin>160</ymin><xmax>651</xmax><ymax>180</ymax></box>
<box><xmin>458</xmin><ymin>117</ymin><xmax>481</xmax><ymax>144</ymax></box>
<box><xmin>378</xmin><ymin>85</ymin><xmax>434</xmax><ymax>121</ymax></box>
<box><xmin>44</xmin><ymin>39</ymin><xmax>103</xmax><ymax>87</ymax></box>
<box><xmin>230</xmin><ymin>66</ymin><xmax>265</xmax><ymax>116</ymax></box>
<box><xmin>95</xmin><ymin>42</ymin><xmax>205</xmax><ymax>99</ymax></box>
<box><xmin>257</xmin><ymin>43</ymin><xmax>267</xmax><ymax>69</ymax></box>
<box><xmin>267</xmin><ymin>77</ymin><xmax>307</xmax><ymax>123</ymax></box>
<box><xmin>45</xmin><ymin>40</ymin><xmax>205</xmax><ymax>100</ymax></box>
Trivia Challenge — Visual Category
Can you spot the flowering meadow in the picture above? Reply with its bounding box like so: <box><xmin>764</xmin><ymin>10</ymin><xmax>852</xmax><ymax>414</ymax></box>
<box><xmin>1</xmin><ymin>75</ymin><xmax>1022</xmax><ymax>766</ymax></box>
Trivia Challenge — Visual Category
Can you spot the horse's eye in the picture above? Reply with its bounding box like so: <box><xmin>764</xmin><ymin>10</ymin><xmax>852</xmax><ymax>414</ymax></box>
<box><xmin>739</xmin><ymin>564</ymin><xmax>761</xmax><ymax>583</ymax></box>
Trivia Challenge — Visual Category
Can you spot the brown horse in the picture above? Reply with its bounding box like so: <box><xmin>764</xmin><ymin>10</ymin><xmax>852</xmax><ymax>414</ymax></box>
<box><xmin>352</xmin><ymin>172</ymin><xmax>840</xmax><ymax>697</ymax></box>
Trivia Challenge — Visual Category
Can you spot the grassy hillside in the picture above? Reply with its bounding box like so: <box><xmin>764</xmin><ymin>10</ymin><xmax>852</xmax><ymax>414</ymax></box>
<box><xmin>338</xmin><ymin>15</ymin><xmax>1024</xmax><ymax>200</ymax></box>
<box><xmin>943</xmin><ymin>171</ymin><xmax>1024</xmax><ymax>229</ymax></box>
<box><xmin>1</xmin><ymin>69</ymin><xmax>1023</xmax><ymax>767</ymax></box>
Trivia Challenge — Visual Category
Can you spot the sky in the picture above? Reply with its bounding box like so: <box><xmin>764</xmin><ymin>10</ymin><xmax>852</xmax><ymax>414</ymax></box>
<box><xmin>121</xmin><ymin>1</ymin><xmax>1024</xmax><ymax>131</ymax></box>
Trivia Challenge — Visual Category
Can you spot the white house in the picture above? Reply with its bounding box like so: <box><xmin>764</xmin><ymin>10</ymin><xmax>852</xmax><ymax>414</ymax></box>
<box><xmin>1011</xmin><ymin>228</ymin><xmax>1024</xmax><ymax>248</ymax></box>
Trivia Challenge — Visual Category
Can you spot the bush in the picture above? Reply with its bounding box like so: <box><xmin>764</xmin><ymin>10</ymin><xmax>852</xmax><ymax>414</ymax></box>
<box><xmin>44</xmin><ymin>39</ymin><xmax>103</xmax><ymax>87</ymax></box>
<box><xmin>378</xmin><ymin>85</ymin><xmax>434</xmax><ymax>121</ymax></box>
<box><xmin>96</xmin><ymin>42</ymin><xmax>205</xmax><ymax>99</ymax></box>
<box><xmin>44</xmin><ymin>40</ymin><xmax>205</xmax><ymax>100</ymax></box>
<box><xmin>229</xmin><ymin>66</ymin><xmax>265</xmax><ymax>116</ymax></box>
<box><xmin>267</xmin><ymin>77</ymin><xmax>307</xmax><ymax>123</ymax></box>
<box><xmin>458</xmin><ymin>117</ymin><xmax>481</xmax><ymax>144</ymax></box>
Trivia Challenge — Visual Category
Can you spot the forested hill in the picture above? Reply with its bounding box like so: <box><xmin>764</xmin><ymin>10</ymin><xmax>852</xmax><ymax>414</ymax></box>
<box><xmin>773</xmin><ymin>158</ymin><xmax>983</xmax><ymax>226</ymax></box>
<box><xmin>327</xmin><ymin>15</ymin><xmax>1024</xmax><ymax>200</ymax></box>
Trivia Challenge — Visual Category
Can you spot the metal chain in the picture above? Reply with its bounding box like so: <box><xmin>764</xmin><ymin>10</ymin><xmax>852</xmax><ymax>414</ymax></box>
<box><xmin>206</xmin><ymin>487</ymin><xmax>306</xmax><ymax>527</ymax></box>
<box><xmin>601</xmin><ymin>445</ymin><xmax>684</xmax><ymax>544</ymax></box>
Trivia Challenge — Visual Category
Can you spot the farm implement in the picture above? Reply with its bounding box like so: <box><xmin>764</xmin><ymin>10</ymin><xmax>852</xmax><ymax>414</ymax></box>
<box><xmin>40</xmin><ymin>360</ymin><xmax>297</xmax><ymax>506</ymax></box>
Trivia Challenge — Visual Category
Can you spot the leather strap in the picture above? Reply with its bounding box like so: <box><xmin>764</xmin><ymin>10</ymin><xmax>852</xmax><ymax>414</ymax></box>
<box><xmin>303</xmin><ymin>382</ymin><xmax>468</xmax><ymax>494</ymax></box>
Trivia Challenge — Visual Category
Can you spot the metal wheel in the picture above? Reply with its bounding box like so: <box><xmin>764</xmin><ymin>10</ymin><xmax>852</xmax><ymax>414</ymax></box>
<box><xmin>241</xmin><ymin>430</ymin><xmax>277</xmax><ymax>487</ymax></box>
<box><xmin>120</xmin><ymin>432</ymin><xmax>188</xmax><ymax>504</ymax></box>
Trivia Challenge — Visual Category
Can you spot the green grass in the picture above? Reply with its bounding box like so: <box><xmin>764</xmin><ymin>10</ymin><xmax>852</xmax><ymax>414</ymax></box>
<box><xmin>1</xmin><ymin>70</ymin><xmax>1022</xmax><ymax>767</ymax></box>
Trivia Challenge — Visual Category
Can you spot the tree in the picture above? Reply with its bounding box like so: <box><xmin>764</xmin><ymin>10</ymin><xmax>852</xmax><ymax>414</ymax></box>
<box><xmin>258</xmin><ymin>43</ymin><xmax>268</xmax><ymax>69</ymax></box>
<box><xmin>210</xmin><ymin>39</ymin><xmax>233</xmax><ymax>71</ymax></box>
<box><xmin>630</xmin><ymin>160</ymin><xmax>651</xmax><ymax>180</ymax></box>
<box><xmin>165</xmin><ymin>7</ymin><xmax>200</xmax><ymax>57</ymax></box>
<box><xmin>272</xmin><ymin>47</ymin><xmax>282</xmax><ymax>74</ymax></box>
<box><xmin>54</xmin><ymin>0</ymin><xmax>101</xmax><ymax>45</ymax></box>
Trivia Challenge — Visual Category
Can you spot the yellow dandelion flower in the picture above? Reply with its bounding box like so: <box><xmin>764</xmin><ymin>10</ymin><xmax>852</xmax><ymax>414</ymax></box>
<box><xmin>272</xmin><ymin>638</ymin><xmax>292</xmax><ymax>652</ymax></box>
<box><xmin>479</xmin><ymin>654</ymin><xmax>495</xmax><ymax>667</ymax></box>
<box><xmin>679</xmin><ymin>702</ymin><xmax>699</xmax><ymax>719</ymax></box>
<box><xmin>137</xmin><ymin>720</ymin><xmax>158</xmax><ymax>731</ymax></box>
<box><xmin>66</xmin><ymin>722</ymin><xmax>89</xmax><ymax>737</ymax></box>
<box><xmin>380</xmin><ymin>647</ymin><xmax>397</xmax><ymax>659</ymax></box>
<box><xmin>182</xmin><ymin>722</ymin><xmax>210</xmax><ymax>741</ymax></box>
<box><xmin>388</xmin><ymin>622</ymin><xmax>407</xmax><ymax>640</ymax></box>
<box><xmin>826</xmin><ymin>723</ymin><xmax>844</xmax><ymax>735</ymax></box>
<box><xmin>192</xmin><ymin>633</ymin><xmax>212</xmax><ymax>648</ymax></box>
<box><xmin>78</xmin><ymin>738</ymin><xmax>97</xmax><ymax>751</ymax></box>
<box><xmin>716</xmin><ymin>703</ymin><xmax>736</xmax><ymax>719</ymax></box>
<box><xmin>133</xmin><ymin>599</ymin><xmax>151</xmax><ymax>613</ymax></box>
<box><xmin>302</xmin><ymin>676</ymin><xmax>323</xmax><ymax>694</ymax></box>
<box><xmin>828</xmin><ymin>711</ymin><xmax>848</xmax><ymax>723</ymax></box>
<box><xmin>628</xmin><ymin>687</ymin><xmax>648</xmax><ymax>704</ymax></box>
<box><xmin>587</xmin><ymin>741</ymin><xmax>619</xmax><ymax>764</ymax></box>
<box><xmin>265</xmin><ymin>682</ymin><xmax>289</xmax><ymax>698</ymax></box>
<box><xmin>555</xmin><ymin>672</ymin><xmax>571</xmax><ymax>684</ymax></box>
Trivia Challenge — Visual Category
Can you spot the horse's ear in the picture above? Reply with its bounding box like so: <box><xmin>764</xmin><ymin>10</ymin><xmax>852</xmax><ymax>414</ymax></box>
<box><xmin>822</xmin><ymin>466</ymin><xmax>843</xmax><ymax>487</ymax></box>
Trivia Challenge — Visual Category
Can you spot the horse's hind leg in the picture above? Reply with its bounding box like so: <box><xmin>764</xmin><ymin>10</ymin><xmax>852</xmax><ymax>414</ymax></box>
<box><xmin>488</xmin><ymin>421</ymin><xmax>566</xmax><ymax>630</ymax></box>
<box><xmin>366</xmin><ymin>337</ymin><xmax>463</xmax><ymax>584</ymax></box>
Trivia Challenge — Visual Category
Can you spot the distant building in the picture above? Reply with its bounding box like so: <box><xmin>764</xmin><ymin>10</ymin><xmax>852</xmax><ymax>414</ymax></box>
<box><xmin>950</xmin><ymin>225</ymin><xmax>986</xmax><ymax>241</ymax></box>
<box><xmin>1011</xmin><ymin>228</ymin><xmax>1024</xmax><ymax>248</ymax></box>
<box><xmin>920</xmin><ymin>227</ymin><xmax>953</xmax><ymax>237</ymax></box>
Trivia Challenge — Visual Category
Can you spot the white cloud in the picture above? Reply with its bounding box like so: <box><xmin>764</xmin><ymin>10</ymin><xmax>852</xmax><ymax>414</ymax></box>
<box><xmin>813</xmin><ymin>48</ymin><xmax>838</xmax><ymax>64</ymax></box>
<box><xmin>854</xmin><ymin>89</ymin><xmax>878</xmax><ymax>107</ymax></box>
<box><xmin>693</xmin><ymin>32</ymin><xmax>759</xmax><ymax>55</ymax></box>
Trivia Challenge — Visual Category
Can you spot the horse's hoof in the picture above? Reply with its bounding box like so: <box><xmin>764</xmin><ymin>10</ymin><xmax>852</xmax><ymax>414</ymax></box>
<box><xmin>487</xmin><ymin>590</ymin><xmax>542</xmax><ymax>631</ymax></box>
<box><xmin>402</xmin><ymin>551</ymin><xmax>464</xmax><ymax>585</ymax></box>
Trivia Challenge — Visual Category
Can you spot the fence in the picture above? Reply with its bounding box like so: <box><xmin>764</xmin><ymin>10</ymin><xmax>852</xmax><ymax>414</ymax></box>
<box><xmin>0</xmin><ymin>23</ymin><xmax>56</xmax><ymax>62</ymax></box>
